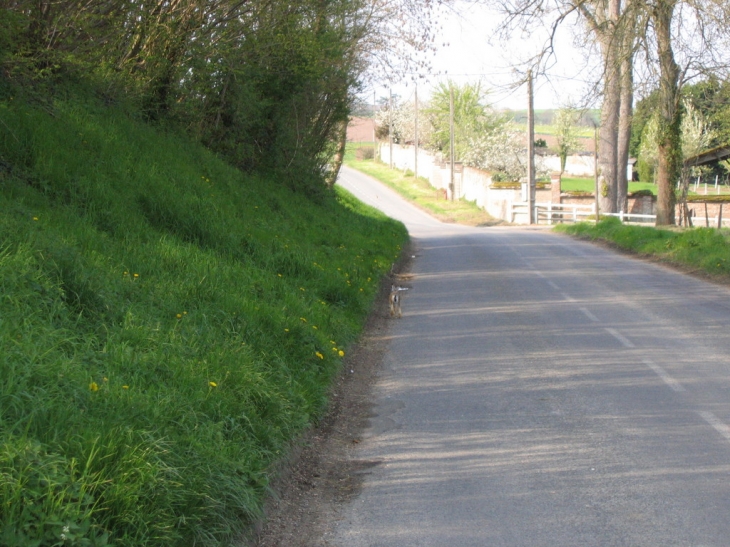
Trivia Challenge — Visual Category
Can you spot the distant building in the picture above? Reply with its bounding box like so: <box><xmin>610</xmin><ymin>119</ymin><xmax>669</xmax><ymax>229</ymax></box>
<box><xmin>346</xmin><ymin>117</ymin><xmax>376</xmax><ymax>143</ymax></box>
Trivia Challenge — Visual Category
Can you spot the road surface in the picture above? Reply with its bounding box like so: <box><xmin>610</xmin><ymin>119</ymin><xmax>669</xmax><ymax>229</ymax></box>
<box><xmin>333</xmin><ymin>165</ymin><xmax>730</xmax><ymax>546</ymax></box>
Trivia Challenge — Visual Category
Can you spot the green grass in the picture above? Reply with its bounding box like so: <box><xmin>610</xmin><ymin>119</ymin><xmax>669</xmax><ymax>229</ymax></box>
<box><xmin>531</xmin><ymin>124</ymin><xmax>595</xmax><ymax>138</ymax></box>
<box><xmin>556</xmin><ymin>218</ymin><xmax>730</xmax><ymax>277</ymax></box>
<box><xmin>560</xmin><ymin>177</ymin><xmax>658</xmax><ymax>195</ymax></box>
<box><xmin>0</xmin><ymin>87</ymin><xmax>407</xmax><ymax>546</ymax></box>
<box><xmin>344</xmin><ymin>144</ymin><xmax>501</xmax><ymax>226</ymax></box>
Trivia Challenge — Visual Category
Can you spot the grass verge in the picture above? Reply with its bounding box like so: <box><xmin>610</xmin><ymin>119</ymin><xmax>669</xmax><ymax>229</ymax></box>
<box><xmin>344</xmin><ymin>144</ymin><xmax>502</xmax><ymax>226</ymax></box>
<box><xmin>556</xmin><ymin>218</ymin><xmax>730</xmax><ymax>279</ymax></box>
<box><xmin>0</xmin><ymin>86</ymin><xmax>407</xmax><ymax>546</ymax></box>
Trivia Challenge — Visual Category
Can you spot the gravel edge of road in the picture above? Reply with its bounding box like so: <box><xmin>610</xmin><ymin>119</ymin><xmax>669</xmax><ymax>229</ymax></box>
<box><xmin>240</xmin><ymin>240</ymin><xmax>415</xmax><ymax>547</ymax></box>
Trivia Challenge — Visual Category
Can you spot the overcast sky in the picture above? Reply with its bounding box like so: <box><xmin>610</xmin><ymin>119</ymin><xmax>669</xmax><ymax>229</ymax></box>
<box><xmin>370</xmin><ymin>1</ymin><xmax>600</xmax><ymax>111</ymax></box>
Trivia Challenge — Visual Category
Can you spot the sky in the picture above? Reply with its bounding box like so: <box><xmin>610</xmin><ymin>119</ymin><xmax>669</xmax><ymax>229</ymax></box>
<box><xmin>369</xmin><ymin>1</ymin><xmax>600</xmax><ymax>111</ymax></box>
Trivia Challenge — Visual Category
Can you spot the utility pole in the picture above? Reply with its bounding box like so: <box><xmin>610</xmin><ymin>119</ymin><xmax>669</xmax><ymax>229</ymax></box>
<box><xmin>594</xmin><ymin>122</ymin><xmax>600</xmax><ymax>221</ymax></box>
<box><xmin>389</xmin><ymin>88</ymin><xmax>393</xmax><ymax>169</ymax></box>
<box><xmin>449</xmin><ymin>83</ymin><xmax>455</xmax><ymax>201</ymax></box>
<box><xmin>414</xmin><ymin>82</ymin><xmax>419</xmax><ymax>182</ymax></box>
<box><xmin>372</xmin><ymin>89</ymin><xmax>376</xmax><ymax>145</ymax></box>
<box><xmin>527</xmin><ymin>70</ymin><xmax>536</xmax><ymax>224</ymax></box>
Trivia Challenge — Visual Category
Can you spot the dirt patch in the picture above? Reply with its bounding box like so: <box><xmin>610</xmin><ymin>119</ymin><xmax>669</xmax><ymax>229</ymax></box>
<box><xmin>240</xmin><ymin>242</ymin><xmax>415</xmax><ymax>547</ymax></box>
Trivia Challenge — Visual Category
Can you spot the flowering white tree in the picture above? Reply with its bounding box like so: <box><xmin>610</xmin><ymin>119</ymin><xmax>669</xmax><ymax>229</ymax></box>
<box><xmin>464</xmin><ymin>125</ymin><xmax>549</xmax><ymax>182</ymax></box>
<box><xmin>375</xmin><ymin>98</ymin><xmax>433</xmax><ymax>147</ymax></box>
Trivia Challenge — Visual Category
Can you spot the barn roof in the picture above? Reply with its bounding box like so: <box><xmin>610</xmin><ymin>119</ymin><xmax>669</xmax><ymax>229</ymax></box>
<box><xmin>684</xmin><ymin>145</ymin><xmax>730</xmax><ymax>167</ymax></box>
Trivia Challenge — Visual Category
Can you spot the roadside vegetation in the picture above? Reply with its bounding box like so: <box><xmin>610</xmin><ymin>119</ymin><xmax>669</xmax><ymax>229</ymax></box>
<box><xmin>556</xmin><ymin>218</ymin><xmax>730</xmax><ymax>279</ymax></box>
<box><xmin>344</xmin><ymin>143</ymin><xmax>501</xmax><ymax>226</ymax></box>
<box><xmin>0</xmin><ymin>86</ymin><xmax>407</xmax><ymax>546</ymax></box>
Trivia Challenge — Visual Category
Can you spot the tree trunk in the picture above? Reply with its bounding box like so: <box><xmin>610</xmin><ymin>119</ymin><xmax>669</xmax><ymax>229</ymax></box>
<box><xmin>326</xmin><ymin>119</ymin><xmax>348</xmax><ymax>189</ymax></box>
<box><xmin>596</xmin><ymin>0</ymin><xmax>622</xmax><ymax>215</ymax></box>
<box><xmin>617</xmin><ymin>52</ymin><xmax>633</xmax><ymax>213</ymax></box>
<box><xmin>653</xmin><ymin>0</ymin><xmax>681</xmax><ymax>226</ymax></box>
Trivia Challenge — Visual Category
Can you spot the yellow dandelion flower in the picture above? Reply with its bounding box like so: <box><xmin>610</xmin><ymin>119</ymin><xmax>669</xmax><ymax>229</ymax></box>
<box><xmin>209</xmin><ymin>381</ymin><xmax>217</xmax><ymax>388</ymax></box>
<box><xmin>33</xmin><ymin>216</ymin><xmax>38</xmax><ymax>221</ymax></box>
<box><xmin>133</xmin><ymin>273</ymin><xmax>139</xmax><ymax>278</ymax></box>
<box><xmin>339</xmin><ymin>350</ymin><xmax>345</xmax><ymax>357</ymax></box>
<box><xmin>122</xmin><ymin>385</ymin><xmax>129</xmax><ymax>390</ymax></box>
<box><xmin>103</xmin><ymin>377</ymin><xmax>108</xmax><ymax>383</ymax></box>
<box><xmin>312</xmin><ymin>325</ymin><xmax>318</xmax><ymax>330</ymax></box>
<box><xmin>315</xmin><ymin>352</ymin><xmax>324</xmax><ymax>360</ymax></box>
<box><xmin>300</xmin><ymin>317</ymin><xmax>307</xmax><ymax>323</ymax></box>
<box><xmin>176</xmin><ymin>313</ymin><xmax>182</xmax><ymax>319</ymax></box>
<box><xmin>89</xmin><ymin>382</ymin><xmax>99</xmax><ymax>392</ymax></box>
<box><xmin>285</xmin><ymin>328</ymin><xmax>290</xmax><ymax>332</ymax></box>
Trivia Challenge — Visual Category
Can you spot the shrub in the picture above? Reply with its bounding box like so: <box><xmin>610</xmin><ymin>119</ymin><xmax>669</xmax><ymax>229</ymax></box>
<box><xmin>355</xmin><ymin>146</ymin><xmax>375</xmax><ymax>160</ymax></box>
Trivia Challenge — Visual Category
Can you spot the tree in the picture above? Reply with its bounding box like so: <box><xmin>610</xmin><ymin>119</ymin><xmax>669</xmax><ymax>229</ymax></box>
<box><xmin>554</xmin><ymin>107</ymin><xmax>580</xmax><ymax>176</ymax></box>
<box><xmin>2</xmin><ymin>0</ymin><xmax>451</xmax><ymax>191</ymax></box>
<box><xmin>482</xmin><ymin>0</ymin><xmax>730</xmax><ymax>223</ymax></box>
<box><xmin>483</xmin><ymin>0</ymin><xmax>637</xmax><ymax>214</ymax></box>
<box><xmin>425</xmin><ymin>80</ymin><xmax>507</xmax><ymax>161</ymax></box>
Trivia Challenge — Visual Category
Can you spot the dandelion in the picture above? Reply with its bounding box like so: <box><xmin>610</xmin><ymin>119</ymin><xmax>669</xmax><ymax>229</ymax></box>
<box><xmin>209</xmin><ymin>381</ymin><xmax>218</xmax><ymax>388</ymax></box>
<box><xmin>89</xmin><ymin>382</ymin><xmax>99</xmax><ymax>392</ymax></box>
<box><xmin>103</xmin><ymin>377</ymin><xmax>108</xmax><ymax>383</ymax></box>
<box><xmin>312</xmin><ymin>325</ymin><xmax>318</xmax><ymax>330</ymax></box>
<box><xmin>315</xmin><ymin>352</ymin><xmax>324</xmax><ymax>360</ymax></box>
<box><xmin>176</xmin><ymin>313</ymin><xmax>182</xmax><ymax>319</ymax></box>
<box><xmin>339</xmin><ymin>350</ymin><xmax>345</xmax><ymax>357</ymax></box>
<box><xmin>300</xmin><ymin>317</ymin><xmax>307</xmax><ymax>323</ymax></box>
<box><xmin>122</xmin><ymin>385</ymin><xmax>129</xmax><ymax>390</ymax></box>
<box><xmin>33</xmin><ymin>216</ymin><xmax>38</xmax><ymax>221</ymax></box>
<box><xmin>284</xmin><ymin>328</ymin><xmax>289</xmax><ymax>332</ymax></box>
<box><xmin>278</xmin><ymin>273</ymin><xmax>282</xmax><ymax>277</ymax></box>
<box><xmin>133</xmin><ymin>273</ymin><xmax>139</xmax><ymax>279</ymax></box>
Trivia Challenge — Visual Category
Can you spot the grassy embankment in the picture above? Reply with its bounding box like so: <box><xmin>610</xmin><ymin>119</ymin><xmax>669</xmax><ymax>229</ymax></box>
<box><xmin>0</xmin><ymin>88</ymin><xmax>407</xmax><ymax>546</ymax></box>
<box><xmin>344</xmin><ymin>143</ymin><xmax>500</xmax><ymax>226</ymax></box>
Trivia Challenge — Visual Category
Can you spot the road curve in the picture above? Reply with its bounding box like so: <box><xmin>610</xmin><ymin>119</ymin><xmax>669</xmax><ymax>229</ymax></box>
<box><xmin>334</xmin><ymin>165</ymin><xmax>730</xmax><ymax>547</ymax></box>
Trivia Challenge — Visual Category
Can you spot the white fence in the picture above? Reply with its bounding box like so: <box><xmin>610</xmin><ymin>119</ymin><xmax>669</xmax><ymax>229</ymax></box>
<box><xmin>510</xmin><ymin>203</ymin><xmax>661</xmax><ymax>225</ymax></box>
<box><xmin>376</xmin><ymin>143</ymin><xmax>729</xmax><ymax>228</ymax></box>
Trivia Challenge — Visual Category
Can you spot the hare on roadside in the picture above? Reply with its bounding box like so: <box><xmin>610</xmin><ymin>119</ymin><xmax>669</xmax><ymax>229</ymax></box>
<box><xmin>389</xmin><ymin>285</ymin><xmax>407</xmax><ymax>318</ymax></box>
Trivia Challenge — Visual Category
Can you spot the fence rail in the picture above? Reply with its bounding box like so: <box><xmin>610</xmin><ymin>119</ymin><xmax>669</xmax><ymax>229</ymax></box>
<box><xmin>512</xmin><ymin>202</ymin><xmax>661</xmax><ymax>225</ymax></box>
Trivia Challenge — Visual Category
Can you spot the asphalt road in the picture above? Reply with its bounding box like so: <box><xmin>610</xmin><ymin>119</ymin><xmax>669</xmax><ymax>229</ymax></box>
<box><xmin>333</xmin><ymin>166</ymin><xmax>730</xmax><ymax>547</ymax></box>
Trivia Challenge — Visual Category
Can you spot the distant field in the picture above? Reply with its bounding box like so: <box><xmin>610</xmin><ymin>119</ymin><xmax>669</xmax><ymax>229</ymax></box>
<box><xmin>561</xmin><ymin>177</ymin><xmax>657</xmax><ymax>194</ymax></box>
<box><xmin>534</xmin><ymin>124</ymin><xmax>595</xmax><ymax>138</ymax></box>
<box><xmin>560</xmin><ymin>177</ymin><xmax>730</xmax><ymax>196</ymax></box>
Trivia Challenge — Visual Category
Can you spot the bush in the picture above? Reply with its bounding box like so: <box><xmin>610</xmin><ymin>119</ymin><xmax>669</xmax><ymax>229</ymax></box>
<box><xmin>355</xmin><ymin>146</ymin><xmax>375</xmax><ymax>160</ymax></box>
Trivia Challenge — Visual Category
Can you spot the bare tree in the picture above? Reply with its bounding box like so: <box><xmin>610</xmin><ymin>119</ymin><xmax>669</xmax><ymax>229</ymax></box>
<box><xmin>487</xmin><ymin>0</ymin><xmax>636</xmax><ymax>214</ymax></box>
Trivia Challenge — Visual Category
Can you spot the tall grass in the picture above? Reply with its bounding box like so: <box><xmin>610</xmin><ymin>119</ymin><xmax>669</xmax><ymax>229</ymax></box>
<box><xmin>556</xmin><ymin>218</ymin><xmax>730</xmax><ymax>277</ymax></box>
<box><xmin>0</xmin><ymin>86</ymin><xmax>407</xmax><ymax>546</ymax></box>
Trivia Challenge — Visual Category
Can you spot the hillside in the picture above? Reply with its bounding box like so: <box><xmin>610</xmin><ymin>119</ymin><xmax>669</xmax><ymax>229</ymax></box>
<box><xmin>0</xmin><ymin>83</ymin><xmax>407</xmax><ymax>547</ymax></box>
